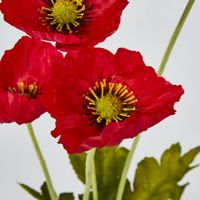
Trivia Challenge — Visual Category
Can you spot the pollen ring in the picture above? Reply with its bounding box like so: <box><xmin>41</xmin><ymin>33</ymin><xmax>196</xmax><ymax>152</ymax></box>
<box><xmin>40</xmin><ymin>0</ymin><xmax>85</xmax><ymax>33</ymax></box>
<box><xmin>84</xmin><ymin>79</ymin><xmax>138</xmax><ymax>127</ymax></box>
<box><xmin>7</xmin><ymin>81</ymin><xmax>39</xmax><ymax>99</ymax></box>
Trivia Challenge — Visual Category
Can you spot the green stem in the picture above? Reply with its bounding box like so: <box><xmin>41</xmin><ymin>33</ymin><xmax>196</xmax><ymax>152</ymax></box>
<box><xmin>115</xmin><ymin>135</ymin><xmax>141</xmax><ymax>200</ymax></box>
<box><xmin>26</xmin><ymin>123</ymin><xmax>57</xmax><ymax>200</ymax></box>
<box><xmin>115</xmin><ymin>1</ymin><xmax>195</xmax><ymax>200</ymax></box>
<box><xmin>158</xmin><ymin>0</ymin><xmax>195</xmax><ymax>75</ymax></box>
<box><xmin>83</xmin><ymin>148</ymin><xmax>96</xmax><ymax>200</ymax></box>
<box><xmin>92</xmin><ymin>157</ymin><xmax>98</xmax><ymax>200</ymax></box>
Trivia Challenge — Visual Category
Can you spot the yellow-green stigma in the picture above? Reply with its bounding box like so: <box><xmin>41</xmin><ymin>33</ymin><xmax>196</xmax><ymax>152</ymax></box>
<box><xmin>41</xmin><ymin>0</ymin><xmax>85</xmax><ymax>33</ymax></box>
<box><xmin>7</xmin><ymin>81</ymin><xmax>39</xmax><ymax>99</ymax></box>
<box><xmin>84</xmin><ymin>79</ymin><xmax>138</xmax><ymax>127</ymax></box>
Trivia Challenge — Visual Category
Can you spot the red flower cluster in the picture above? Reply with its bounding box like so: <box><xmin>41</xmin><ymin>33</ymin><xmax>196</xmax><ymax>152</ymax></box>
<box><xmin>1</xmin><ymin>1</ymin><xmax>184</xmax><ymax>154</ymax></box>
<box><xmin>0</xmin><ymin>0</ymin><xmax>128</xmax><ymax>50</ymax></box>
<box><xmin>0</xmin><ymin>36</ymin><xmax>63</xmax><ymax>124</ymax></box>
<box><xmin>42</xmin><ymin>47</ymin><xmax>184</xmax><ymax>153</ymax></box>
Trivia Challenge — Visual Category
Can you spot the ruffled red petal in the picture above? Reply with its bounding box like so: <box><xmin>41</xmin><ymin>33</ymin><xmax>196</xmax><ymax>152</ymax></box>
<box><xmin>0</xmin><ymin>92</ymin><xmax>45</xmax><ymax>124</ymax></box>
<box><xmin>52</xmin><ymin>115</ymin><xmax>100</xmax><ymax>154</ymax></box>
<box><xmin>0</xmin><ymin>36</ymin><xmax>63</xmax><ymax>124</ymax></box>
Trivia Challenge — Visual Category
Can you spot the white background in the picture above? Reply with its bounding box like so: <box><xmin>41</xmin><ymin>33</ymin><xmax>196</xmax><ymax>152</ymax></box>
<box><xmin>0</xmin><ymin>0</ymin><xmax>200</xmax><ymax>199</ymax></box>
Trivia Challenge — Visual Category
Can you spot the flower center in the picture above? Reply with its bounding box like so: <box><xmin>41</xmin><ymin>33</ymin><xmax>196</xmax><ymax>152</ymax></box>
<box><xmin>7</xmin><ymin>81</ymin><xmax>39</xmax><ymax>99</ymax></box>
<box><xmin>84</xmin><ymin>79</ymin><xmax>138</xmax><ymax>127</ymax></box>
<box><xmin>41</xmin><ymin>0</ymin><xmax>85</xmax><ymax>33</ymax></box>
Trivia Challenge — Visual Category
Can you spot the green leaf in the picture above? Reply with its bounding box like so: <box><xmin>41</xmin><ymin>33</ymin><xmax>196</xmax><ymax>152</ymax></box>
<box><xmin>19</xmin><ymin>182</ymin><xmax>51</xmax><ymax>200</ymax></box>
<box><xmin>122</xmin><ymin>180</ymin><xmax>134</xmax><ymax>200</ymax></box>
<box><xmin>160</xmin><ymin>144</ymin><xmax>200</xmax><ymax>181</ymax></box>
<box><xmin>69</xmin><ymin>146</ymin><xmax>130</xmax><ymax>200</ymax></box>
<box><xmin>78</xmin><ymin>193</ymin><xmax>93</xmax><ymax>200</ymax></box>
<box><xmin>95</xmin><ymin>147</ymin><xmax>129</xmax><ymax>200</ymax></box>
<box><xmin>40</xmin><ymin>182</ymin><xmax>51</xmax><ymax>200</ymax></box>
<box><xmin>69</xmin><ymin>152</ymin><xmax>87</xmax><ymax>183</ymax></box>
<box><xmin>19</xmin><ymin>183</ymin><xmax>43</xmax><ymax>200</ymax></box>
<box><xmin>20</xmin><ymin>182</ymin><xmax>75</xmax><ymax>200</ymax></box>
<box><xmin>58</xmin><ymin>193</ymin><xmax>74</xmax><ymax>200</ymax></box>
<box><xmin>181</xmin><ymin>145</ymin><xmax>200</xmax><ymax>167</ymax></box>
<box><xmin>131</xmin><ymin>143</ymin><xmax>200</xmax><ymax>200</ymax></box>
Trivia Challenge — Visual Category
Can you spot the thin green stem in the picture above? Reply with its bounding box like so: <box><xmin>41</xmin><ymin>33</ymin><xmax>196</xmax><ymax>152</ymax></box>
<box><xmin>92</xmin><ymin>158</ymin><xmax>98</xmax><ymax>200</ymax></box>
<box><xmin>115</xmin><ymin>135</ymin><xmax>141</xmax><ymax>200</ymax></box>
<box><xmin>83</xmin><ymin>148</ymin><xmax>96</xmax><ymax>200</ymax></box>
<box><xmin>26</xmin><ymin>123</ymin><xmax>57</xmax><ymax>200</ymax></box>
<box><xmin>158</xmin><ymin>0</ymin><xmax>195</xmax><ymax>75</ymax></box>
<box><xmin>115</xmin><ymin>1</ymin><xmax>195</xmax><ymax>200</ymax></box>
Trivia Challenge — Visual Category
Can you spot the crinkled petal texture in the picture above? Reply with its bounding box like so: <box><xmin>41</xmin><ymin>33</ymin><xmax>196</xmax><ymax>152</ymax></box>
<box><xmin>0</xmin><ymin>36</ymin><xmax>63</xmax><ymax>124</ymax></box>
<box><xmin>0</xmin><ymin>0</ymin><xmax>128</xmax><ymax>51</ymax></box>
<box><xmin>42</xmin><ymin>47</ymin><xmax>184</xmax><ymax>154</ymax></box>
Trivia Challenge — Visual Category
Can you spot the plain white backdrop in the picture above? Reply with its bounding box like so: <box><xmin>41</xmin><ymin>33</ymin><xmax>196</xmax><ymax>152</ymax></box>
<box><xmin>0</xmin><ymin>0</ymin><xmax>200</xmax><ymax>199</ymax></box>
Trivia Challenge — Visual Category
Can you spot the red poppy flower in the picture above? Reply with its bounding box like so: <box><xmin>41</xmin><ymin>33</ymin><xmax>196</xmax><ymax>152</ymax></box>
<box><xmin>0</xmin><ymin>36</ymin><xmax>63</xmax><ymax>124</ymax></box>
<box><xmin>0</xmin><ymin>0</ymin><xmax>128</xmax><ymax>51</ymax></box>
<box><xmin>42</xmin><ymin>47</ymin><xmax>184</xmax><ymax>154</ymax></box>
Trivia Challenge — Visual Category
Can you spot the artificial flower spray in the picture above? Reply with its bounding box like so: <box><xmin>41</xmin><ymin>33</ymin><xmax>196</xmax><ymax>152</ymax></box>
<box><xmin>0</xmin><ymin>0</ymin><xmax>199</xmax><ymax>199</ymax></box>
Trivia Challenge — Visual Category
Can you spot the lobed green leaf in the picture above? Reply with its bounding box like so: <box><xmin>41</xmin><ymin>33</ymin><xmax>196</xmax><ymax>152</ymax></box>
<box><xmin>131</xmin><ymin>143</ymin><xmax>200</xmax><ymax>200</ymax></box>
